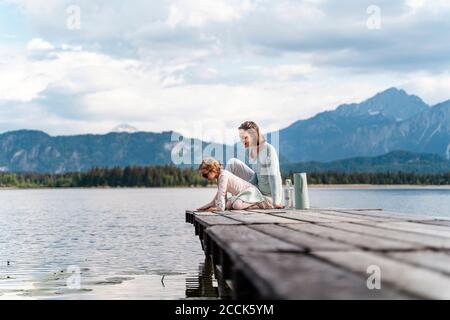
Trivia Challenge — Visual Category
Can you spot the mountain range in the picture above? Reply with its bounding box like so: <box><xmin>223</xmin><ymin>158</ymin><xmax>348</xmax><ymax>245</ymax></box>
<box><xmin>0</xmin><ymin>87</ymin><xmax>449</xmax><ymax>173</ymax></box>
<box><xmin>276</xmin><ymin>88</ymin><xmax>449</xmax><ymax>162</ymax></box>
<box><xmin>281</xmin><ymin>150</ymin><xmax>450</xmax><ymax>174</ymax></box>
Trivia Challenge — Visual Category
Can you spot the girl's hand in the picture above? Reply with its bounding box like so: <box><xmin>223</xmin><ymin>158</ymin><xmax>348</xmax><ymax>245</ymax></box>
<box><xmin>207</xmin><ymin>207</ymin><xmax>220</xmax><ymax>212</ymax></box>
<box><xmin>273</xmin><ymin>204</ymin><xmax>285</xmax><ymax>209</ymax></box>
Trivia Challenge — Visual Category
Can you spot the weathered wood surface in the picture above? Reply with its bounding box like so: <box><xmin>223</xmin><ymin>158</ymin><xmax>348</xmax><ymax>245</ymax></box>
<box><xmin>186</xmin><ymin>208</ymin><xmax>450</xmax><ymax>299</ymax></box>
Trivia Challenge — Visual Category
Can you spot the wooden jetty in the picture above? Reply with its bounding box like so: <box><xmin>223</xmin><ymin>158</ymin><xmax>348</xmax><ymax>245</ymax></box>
<box><xmin>186</xmin><ymin>208</ymin><xmax>450</xmax><ymax>299</ymax></box>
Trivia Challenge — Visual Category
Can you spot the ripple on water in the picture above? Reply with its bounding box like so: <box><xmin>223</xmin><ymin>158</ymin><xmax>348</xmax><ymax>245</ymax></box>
<box><xmin>93</xmin><ymin>277</ymin><xmax>135</xmax><ymax>286</ymax></box>
<box><xmin>18</xmin><ymin>288</ymin><xmax>93</xmax><ymax>298</ymax></box>
<box><xmin>0</xmin><ymin>188</ymin><xmax>225</xmax><ymax>299</ymax></box>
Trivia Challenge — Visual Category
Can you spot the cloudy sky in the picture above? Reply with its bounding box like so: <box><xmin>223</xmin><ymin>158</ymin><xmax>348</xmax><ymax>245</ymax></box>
<box><xmin>0</xmin><ymin>0</ymin><xmax>449</xmax><ymax>143</ymax></box>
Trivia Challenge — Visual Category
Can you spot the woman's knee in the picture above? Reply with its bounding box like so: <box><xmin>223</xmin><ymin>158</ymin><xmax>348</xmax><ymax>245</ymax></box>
<box><xmin>226</xmin><ymin>158</ymin><xmax>245</xmax><ymax>172</ymax></box>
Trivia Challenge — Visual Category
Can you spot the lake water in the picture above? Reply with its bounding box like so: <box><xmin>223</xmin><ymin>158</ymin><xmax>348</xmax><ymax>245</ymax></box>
<box><xmin>0</xmin><ymin>187</ymin><xmax>449</xmax><ymax>299</ymax></box>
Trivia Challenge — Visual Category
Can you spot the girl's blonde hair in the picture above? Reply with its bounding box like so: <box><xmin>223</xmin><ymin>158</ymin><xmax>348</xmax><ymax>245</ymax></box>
<box><xmin>198</xmin><ymin>158</ymin><xmax>222</xmax><ymax>175</ymax></box>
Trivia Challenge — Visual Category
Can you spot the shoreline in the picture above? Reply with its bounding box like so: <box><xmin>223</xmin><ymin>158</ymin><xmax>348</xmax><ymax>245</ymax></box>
<box><xmin>308</xmin><ymin>184</ymin><xmax>450</xmax><ymax>189</ymax></box>
<box><xmin>1</xmin><ymin>184</ymin><xmax>449</xmax><ymax>191</ymax></box>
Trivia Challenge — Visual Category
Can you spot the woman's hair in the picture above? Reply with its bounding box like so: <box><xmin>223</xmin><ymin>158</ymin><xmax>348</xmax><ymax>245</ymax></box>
<box><xmin>238</xmin><ymin>121</ymin><xmax>266</xmax><ymax>149</ymax></box>
<box><xmin>198</xmin><ymin>158</ymin><xmax>222</xmax><ymax>175</ymax></box>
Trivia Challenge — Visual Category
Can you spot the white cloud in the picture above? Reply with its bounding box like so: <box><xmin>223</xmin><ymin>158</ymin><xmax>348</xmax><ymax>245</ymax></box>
<box><xmin>402</xmin><ymin>71</ymin><xmax>450</xmax><ymax>104</ymax></box>
<box><xmin>406</xmin><ymin>0</ymin><xmax>450</xmax><ymax>12</ymax></box>
<box><xmin>8</xmin><ymin>0</ymin><xmax>450</xmax><ymax>72</ymax></box>
<box><xmin>61</xmin><ymin>43</ymin><xmax>82</xmax><ymax>51</ymax></box>
<box><xmin>251</xmin><ymin>64</ymin><xmax>316</xmax><ymax>82</ymax></box>
<box><xmin>1</xmin><ymin>0</ymin><xmax>450</xmax><ymax>142</ymax></box>
<box><xmin>1</xmin><ymin>35</ymin><xmax>448</xmax><ymax>142</ymax></box>
<box><xmin>166</xmin><ymin>0</ymin><xmax>251</xmax><ymax>27</ymax></box>
<box><xmin>26</xmin><ymin>38</ymin><xmax>54</xmax><ymax>51</ymax></box>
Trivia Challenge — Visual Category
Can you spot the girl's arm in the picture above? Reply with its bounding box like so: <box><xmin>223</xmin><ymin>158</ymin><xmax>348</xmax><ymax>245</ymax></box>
<box><xmin>215</xmin><ymin>172</ymin><xmax>228</xmax><ymax>211</ymax></box>
<box><xmin>197</xmin><ymin>193</ymin><xmax>217</xmax><ymax>211</ymax></box>
<box><xmin>198</xmin><ymin>172</ymin><xmax>228</xmax><ymax>212</ymax></box>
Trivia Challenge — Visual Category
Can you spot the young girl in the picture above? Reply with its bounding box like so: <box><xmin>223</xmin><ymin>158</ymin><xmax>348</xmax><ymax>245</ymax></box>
<box><xmin>197</xmin><ymin>158</ymin><xmax>273</xmax><ymax>212</ymax></box>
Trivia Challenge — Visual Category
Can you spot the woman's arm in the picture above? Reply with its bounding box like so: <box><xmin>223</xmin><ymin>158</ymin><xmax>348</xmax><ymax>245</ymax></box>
<box><xmin>266</xmin><ymin>144</ymin><xmax>283</xmax><ymax>206</ymax></box>
<box><xmin>268</xmin><ymin>174</ymin><xmax>283</xmax><ymax>208</ymax></box>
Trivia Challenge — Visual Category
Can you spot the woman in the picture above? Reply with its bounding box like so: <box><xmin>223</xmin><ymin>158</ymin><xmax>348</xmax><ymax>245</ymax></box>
<box><xmin>226</xmin><ymin>121</ymin><xmax>284</xmax><ymax>208</ymax></box>
<box><xmin>197</xmin><ymin>158</ymin><xmax>273</xmax><ymax>212</ymax></box>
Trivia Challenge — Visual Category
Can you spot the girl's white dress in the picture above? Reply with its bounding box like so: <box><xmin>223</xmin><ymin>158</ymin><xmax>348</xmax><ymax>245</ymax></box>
<box><xmin>215</xmin><ymin>169</ymin><xmax>273</xmax><ymax>210</ymax></box>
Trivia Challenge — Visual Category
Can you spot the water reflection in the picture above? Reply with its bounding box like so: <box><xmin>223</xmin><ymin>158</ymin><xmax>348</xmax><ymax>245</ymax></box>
<box><xmin>185</xmin><ymin>258</ymin><xmax>220</xmax><ymax>299</ymax></box>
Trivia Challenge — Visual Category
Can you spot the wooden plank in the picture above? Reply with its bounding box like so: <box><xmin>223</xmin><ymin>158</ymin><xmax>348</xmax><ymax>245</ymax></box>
<box><xmin>318</xmin><ymin>222</ymin><xmax>450</xmax><ymax>249</ymax></box>
<box><xmin>193</xmin><ymin>211</ymin><xmax>219</xmax><ymax>216</ymax></box>
<box><xmin>314</xmin><ymin>251</ymin><xmax>450</xmax><ymax>299</ymax></box>
<box><xmin>186</xmin><ymin>210</ymin><xmax>196</xmax><ymax>223</ymax></box>
<box><xmin>322</xmin><ymin>209</ymin><xmax>406</xmax><ymax>218</ymax></box>
<box><xmin>284</xmin><ymin>223</ymin><xmax>424</xmax><ymax>251</ymax></box>
<box><xmin>386</xmin><ymin>251</ymin><xmax>450</xmax><ymax>276</ymax></box>
<box><xmin>271</xmin><ymin>211</ymin><xmax>365</xmax><ymax>223</ymax></box>
<box><xmin>415</xmin><ymin>220</ymin><xmax>450</xmax><ymax>227</ymax></box>
<box><xmin>213</xmin><ymin>210</ymin><xmax>252</xmax><ymax>215</ymax></box>
<box><xmin>196</xmin><ymin>215</ymin><xmax>243</xmax><ymax>227</ymax></box>
<box><xmin>314</xmin><ymin>209</ymin><xmax>408</xmax><ymax>222</ymax></box>
<box><xmin>372</xmin><ymin>221</ymin><xmax>450</xmax><ymax>239</ymax></box>
<box><xmin>190</xmin><ymin>211</ymin><xmax>218</xmax><ymax>225</ymax></box>
<box><xmin>250</xmin><ymin>224</ymin><xmax>355</xmax><ymax>252</ymax></box>
<box><xmin>294</xmin><ymin>208</ymin><xmax>403</xmax><ymax>223</ymax></box>
<box><xmin>225</xmin><ymin>213</ymin><xmax>305</xmax><ymax>224</ymax></box>
<box><xmin>248</xmin><ymin>209</ymin><xmax>288</xmax><ymax>214</ymax></box>
<box><xmin>325</xmin><ymin>209</ymin><xmax>445</xmax><ymax>222</ymax></box>
<box><xmin>234</xmin><ymin>252</ymin><xmax>409</xmax><ymax>299</ymax></box>
<box><xmin>213</xmin><ymin>210</ymin><xmax>281</xmax><ymax>215</ymax></box>
<box><xmin>206</xmin><ymin>225</ymin><xmax>301</xmax><ymax>257</ymax></box>
<box><xmin>311</xmin><ymin>207</ymin><xmax>383</xmax><ymax>212</ymax></box>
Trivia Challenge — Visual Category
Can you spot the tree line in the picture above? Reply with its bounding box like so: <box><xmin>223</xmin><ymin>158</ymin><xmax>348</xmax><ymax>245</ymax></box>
<box><xmin>284</xmin><ymin>171</ymin><xmax>450</xmax><ymax>186</ymax></box>
<box><xmin>0</xmin><ymin>165</ymin><xmax>448</xmax><ymax>188</ymax></box>
<box><xmin>0</xmin><ymin>166</ymin><xmax>208</xmax><ymax>188</ymax></box>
